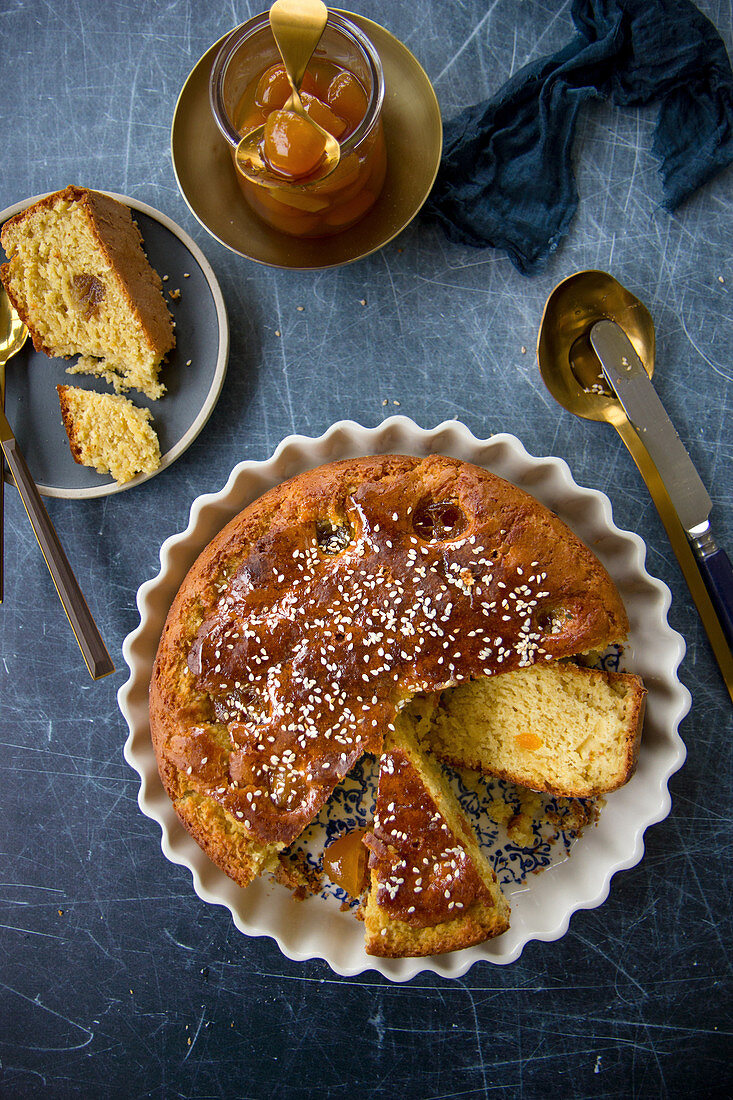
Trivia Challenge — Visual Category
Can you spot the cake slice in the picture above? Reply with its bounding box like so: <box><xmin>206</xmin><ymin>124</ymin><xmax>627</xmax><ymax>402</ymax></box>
<box><xmin>1</xmin><ymin>186</ymin><xmax>174</xmax><ymax>398</ymax></box>
<box><xmin>57</xmin><ymin>384</ymin><xmax>161</xmax><ymax>484</ymax></box>
<box><xmin>363</xmin><ymin>704</ymin><xmax>509</xmax><ymax>957</ymax></box>
<box><xmin>427</xmin><ymin>662</ymin><xmax>646</xmax><ymax>798</ymax></box>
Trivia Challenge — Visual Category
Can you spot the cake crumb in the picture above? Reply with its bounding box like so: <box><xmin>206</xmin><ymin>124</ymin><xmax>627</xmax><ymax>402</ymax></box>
<box><xmin>507</xmin><ymin>813</ymin><xmax>533</xmax><ymax>845</ymax></box>
<box><xmin>507</xmin><ymin>790</ymin><xmax>543</xmax><ymax>845</ymax></box>
<box><xmin>169</xmin><ymin>288</ymin><xmax>181</xmax><ymax>301</ymax></box>
<box><xmin>488</xmin><ymin>799</ymin><xmax>513</xmax><ymax>827</ymax></box>
<box><xmin>489</xmin><ymin>784</ymin><xmax>597</xmax><ymax>852</ymax></box>
<box><xmin>297</xmin><ymin>305</ymin><xmax>305</xmax><ymax>312</ymax></box>
<box><xmin>275</xmin><ymin>848</ymin><xmax>322</xmax><ymax>898</ymax></box>
<box><xmin>546</xmin><ymin>796</ymin><xmax>601</xmax><ymax>834</ymax></box>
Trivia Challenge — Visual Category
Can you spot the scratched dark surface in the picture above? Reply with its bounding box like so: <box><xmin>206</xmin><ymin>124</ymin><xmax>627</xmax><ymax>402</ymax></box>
<box><xmin>1</xmin><ymin>1</ymin><xmax>731</xmax><ymax>1097</ymax></box>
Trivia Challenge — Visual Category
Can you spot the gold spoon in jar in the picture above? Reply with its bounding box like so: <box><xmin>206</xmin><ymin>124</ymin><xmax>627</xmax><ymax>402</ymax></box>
<box><xmin>538</xmin><ymin>269</ymin><xmax>733</xmax><ymax>703</ymax></box>
<box><xmin>235</xmin><ymin>0</ymin><xmax>341</xmax><ymax>186</ymax></box>
<box><xmin>0</xmin><ymin>286</ymin><xmax>114</xmax><ymax>678</ymax></box>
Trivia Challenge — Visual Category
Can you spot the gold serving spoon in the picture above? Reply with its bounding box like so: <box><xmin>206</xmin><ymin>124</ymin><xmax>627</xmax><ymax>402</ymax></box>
<box><xmin>235</xmin><ymin>0</ymin><xmax>341</xmax><ymax>186</ymax></box>
<box><xmin>0</xmin><ymin>286</ymin><xmax>114</xmax><ymax>679</ymax></box>
<box><xmin>538</xmin><ymin>269</ymin><xmax>733</xmax><ymax>703</ymax></box>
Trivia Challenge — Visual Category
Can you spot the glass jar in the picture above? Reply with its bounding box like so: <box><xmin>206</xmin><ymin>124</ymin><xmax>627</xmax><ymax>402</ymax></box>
<box><xmin>209</xmin><ymin>11</ymin><xmax>386</xmax><ymax>238</ymax></box>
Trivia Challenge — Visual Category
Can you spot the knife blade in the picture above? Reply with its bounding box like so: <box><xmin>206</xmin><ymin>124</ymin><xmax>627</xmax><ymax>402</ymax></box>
<box><xmin>589</xmin><ymin>319</ymin><xmax>711</xmax><ymax>534</ymax></box>
<box><xmin>589</xmin><ymin>318</ymin><xmax>733</xmax><ymax>653</ymax></box>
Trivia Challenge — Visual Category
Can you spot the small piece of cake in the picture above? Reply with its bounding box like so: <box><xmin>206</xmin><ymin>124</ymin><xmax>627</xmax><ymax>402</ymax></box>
<box><xmin>427</xmin><ymin>662</ymin><xmax>646</xmax><ymax>798</ymax></box>
<box><xmin>57</xmin><ymin>385</ymin><xmax>161</xmax><ymax>484</ymax></box>
<box><xmin>363</xmin><ymin>705</ymin><xmax>510</xmax><ymax>957</ymax></box>
<box><xmin>1</xmin><ymin>186</ymin><xmax>174</xmax><ymax>398</ymax></box>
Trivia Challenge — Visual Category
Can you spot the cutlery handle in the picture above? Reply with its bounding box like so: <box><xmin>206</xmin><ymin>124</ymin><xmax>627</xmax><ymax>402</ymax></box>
<box><xmin>698</xmin><ymin>547</ymin><xmax>733</xmax><ymax>650</ymax></box>
<box><xmin>1</xmin><ymin>434</ymin><xmax>115</xmax><ymax>680</ymax></box>
<box><xmin>1</xmin><ymin>371</ymin><xmax>4</xmax><ymax>605</ymax></box>
<box><xmin>0</xmin><ymin>453</ymin><xmax>4</xmax><ymax>604</ymax></box>
<box><xmin>614</xmin><ymin>417</ymin><xmax>733</xmax><ymax>704</ymax></box>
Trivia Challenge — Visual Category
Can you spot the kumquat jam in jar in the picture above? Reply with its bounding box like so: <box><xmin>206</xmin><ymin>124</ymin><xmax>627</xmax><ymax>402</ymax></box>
<box><xmin>210</xmin><ymin>11</ymin><xmax>386</xmax><ymax>238</ymax></box>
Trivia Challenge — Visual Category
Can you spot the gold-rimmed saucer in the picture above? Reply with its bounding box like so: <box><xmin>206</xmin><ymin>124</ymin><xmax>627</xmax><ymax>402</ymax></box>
<box><xmin>171</xmin><ymin>14</ymin><xmax>442</xmax><ymax>269</ymax></box>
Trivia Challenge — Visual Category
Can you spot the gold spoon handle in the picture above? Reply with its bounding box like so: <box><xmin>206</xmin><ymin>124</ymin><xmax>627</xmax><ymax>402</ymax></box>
<box><xmin>235</xmin><ymin>0</ymin><xmax>339</xmax><ymax>186</ymax></box>
<box><xmin>270</xmin><ymin>0</ymin><xmax>339</xmax><ymax>158</ymax></box>
<box><xmin>614</xmin><ymin>414</ymin><xmax>733</xmax><ymax>703</ymax></box>
<box><xmin>0</xmin><ymin>362</ymin><xmax>5</xmax><ymax>604</ymax></box>
<box><xmin>0</xmin><ymin>407</ymin><xmax>115</xmax><ymax>680</ymax></box>
<box><xmin>270</xmin><ymin>0</ymin><xmax>328</xmax><ymax>94</ymax></box>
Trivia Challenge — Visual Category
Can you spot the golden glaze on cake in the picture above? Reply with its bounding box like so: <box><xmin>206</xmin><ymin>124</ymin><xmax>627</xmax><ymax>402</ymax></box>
<box><xmin>365</xmin><ymin>745</ymin><xmax>493</xmax><ymax>925</ymax></box>
<box><xmin>362</xmin><ymin>700</ymin><xmax>509</xmax><ymax>956</ymax></box>
<box><xmin>149</xmin><ymin>455</ymin><xmax>629</xmax><ymax>891</ymax></box>
<box><xmin>362</xmin><ymin>743</ymin><xmax>509</xmax><ymax>956</ymax></box>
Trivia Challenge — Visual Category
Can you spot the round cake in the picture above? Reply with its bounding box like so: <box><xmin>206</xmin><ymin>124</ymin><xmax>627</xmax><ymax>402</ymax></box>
<box><xmin>149</xmin><ymin>454</ymin><xmax>630</xmax><ymax>895</ymax></box>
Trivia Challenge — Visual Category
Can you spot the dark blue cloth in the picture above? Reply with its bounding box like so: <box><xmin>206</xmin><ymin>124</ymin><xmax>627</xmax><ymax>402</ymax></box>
<box><xmin>424</xmin><ymin>0</ymin><xmax>733</xmax><ymax>274</ymax></box>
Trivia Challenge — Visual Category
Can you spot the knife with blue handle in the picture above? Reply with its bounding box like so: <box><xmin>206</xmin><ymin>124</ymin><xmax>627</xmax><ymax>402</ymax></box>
<box><xmin>590</xmin><ymin>319</ymin><xmax>733</xmax><ymax>651</ymax></box>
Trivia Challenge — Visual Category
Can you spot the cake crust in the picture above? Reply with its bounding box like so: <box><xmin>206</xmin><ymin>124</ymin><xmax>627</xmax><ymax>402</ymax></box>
<box><xmin>149</xmin><ymin>454</ymin><xmax>630</xmax><ymax>895</ymax></box>
<box><xmin>363</xmin><ymin>895</ymin><xmax>508</xmax><ymax>958</ymax></box>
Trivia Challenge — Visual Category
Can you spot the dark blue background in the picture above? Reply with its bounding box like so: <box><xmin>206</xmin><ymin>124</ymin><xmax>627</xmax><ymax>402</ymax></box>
<box><xmin>1</xmin><ymin>1</ymin><xmax>731</xmax><ymax>1097</ymax></box>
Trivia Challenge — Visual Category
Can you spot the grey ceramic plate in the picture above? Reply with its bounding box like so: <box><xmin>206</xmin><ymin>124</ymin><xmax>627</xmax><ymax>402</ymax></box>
<box><xmin>1</xmin><ymin>192</ymin><xmax>229</xmax><ymax>499</ymax></box>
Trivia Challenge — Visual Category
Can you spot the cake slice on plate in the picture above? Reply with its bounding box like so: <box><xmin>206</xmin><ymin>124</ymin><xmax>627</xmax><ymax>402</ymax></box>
<box><xmin>363</xmin><ymin>703</ymin><xmax>510</xmax><ymax>957</ymax></box>
<box><xmin>57</xmin><ymin>384</ymin><xmax>161</xmax><ymax>485</ymax></box>
<box><xmin>1</xmin><ymin>185</ymin><xmax>174</xmax><ymax>399</ymax></box>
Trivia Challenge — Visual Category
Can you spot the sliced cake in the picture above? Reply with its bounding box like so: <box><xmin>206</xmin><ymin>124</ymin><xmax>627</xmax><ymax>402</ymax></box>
<box><xmin>149</xmin><ymin>454</ymin><xmax>633</xmax><ymax>901</ymax></box>
<box><xmin>363</xmin><ymin>704</ymin><xmax>510</xmax><ymax>957</ymax></box>
<box><xmin>427</xmin><ymin>662</ymin><xmax>646</xmax><ymax>798</ymax></box>
<box><xmin>57</xmin><ymin>384</ymin><xmax>161</xmax><ymax>484</ymax></box>
<box><xmin>1</xmin><ymin>186</ymin><xmax>174</xmax><ymax>398</ymax></box>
